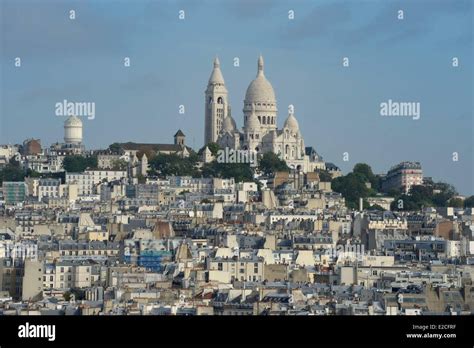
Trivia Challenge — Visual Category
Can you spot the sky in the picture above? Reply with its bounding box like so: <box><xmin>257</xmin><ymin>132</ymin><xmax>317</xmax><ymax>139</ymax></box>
<box><xmin>0</xmin><ymin>0</ymin><xmax>473</xmax><ymax>194</ymax></box>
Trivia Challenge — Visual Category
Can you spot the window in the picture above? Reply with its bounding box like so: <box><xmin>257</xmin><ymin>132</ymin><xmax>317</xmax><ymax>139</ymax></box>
<box><xmin>217</xmin><ymin>262</ymin><xmax>223</xmax><ymax>271</ymax></box>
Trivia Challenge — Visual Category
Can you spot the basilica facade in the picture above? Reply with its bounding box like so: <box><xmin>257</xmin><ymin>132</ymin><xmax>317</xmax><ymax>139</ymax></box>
<box><xmin>204</xmin><ymin>55</ymin><xmax>324</xmax><ymax>173</ymax></box>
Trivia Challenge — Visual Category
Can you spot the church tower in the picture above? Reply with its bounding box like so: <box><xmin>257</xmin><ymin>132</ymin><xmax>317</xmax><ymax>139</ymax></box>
<box><xmin>204</xmin><ymin>57</ymin><xmax>230</xmax><ymax>145</ymax></box>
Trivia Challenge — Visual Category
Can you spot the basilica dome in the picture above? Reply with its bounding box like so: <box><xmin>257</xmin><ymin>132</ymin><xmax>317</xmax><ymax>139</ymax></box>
<box><xmin>222</xmin><ymin>115</ymin><xmax>236</xmax><ymax>132</ymax></box>
<box><xmin>244</xmin><ymin>55</ymin><xmax>276</xmax><ymax>104</ymax></box>
<box><xmin>283</xmin><ymin>112</ymin><xmax>300</xmax><ymax>132</ymax></box>
<box><xmin>246</xmin><ymin>104</ymin><xmax>260</xmax><ymax>130</ymax></box>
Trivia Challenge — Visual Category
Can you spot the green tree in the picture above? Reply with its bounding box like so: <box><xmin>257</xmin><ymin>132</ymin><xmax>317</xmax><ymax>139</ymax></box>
<box><xmin>448</xmin><ymin>198</ymin><xmax>463</xmax><ymax>208</ymax></box>
<box><xmin>108</xmin><ymin>143</ymin><xmax>123</xmax><ymax>153</ymax></box>
<box><xmin>369</xmin><ymin>203</ymin><xmax>386</xmax><ymax>211</ymax></box>
<box><xmin>136</xmin><ymin>173</ymin><xmax>146</xmax><ymax>184</ymax></box>
<box><xmin>353</xmin><ymin>163</ymin><xmax>379</xmax><ymax>190</ymax></box>
<box><xmin>464</xmin><ymin>196</ymin><xmax>474</xmax><ymax>208</ymax></box>
<box><xmin>201</xmin><ymin>161</ymin><xmax>253</xmax><ymax>182</ymax></box>
<box><xmin>199</xmin><ymin>142</ymin><xmax>220</xmax><ymax>157</ymax></box>
<box><xmin>316</xmin><ymin>170</ymin><xmax>332</xmax><ymax>182</ymax></box>
<box><xmin>431</xmin><ymin>182</ymin><xmax>457</xmax><ymax>207</ymax></box>
<box><xmin>149</xmin><ymin>153</ymin><xmax>198</xmax><ymax>177</ymax></box>
<box><xmin>390</xmin><ymin>195</ymin><xmax>420</xmax><ymax>211</ymax></box>
<box><xmin>258</xmin><ymin>152</ymin><xmax>289</xmax><ymax>176</ymax></box>
<box><xmin>332</xmin><ymin>172</ymin><xmax>370</xmax><ymax>209</ymax></box>
<box><xmin>409</xmin><ymin>185</ymin><xmax>433</xmax><ymax>206</ymax></box>
<box><xmin>110</xmin><ymin>159</ymin><xmax>128</xmax><ymax>171</ymax></box>
<box><xmin>63</xmin><ymin>155</ymin><xmax>97</xmax><ymax>172</ymax></box>
<box><xmin>0</xmin><ymin>164</ymin><xmax>25</xmax><ymax>184</ymax></box>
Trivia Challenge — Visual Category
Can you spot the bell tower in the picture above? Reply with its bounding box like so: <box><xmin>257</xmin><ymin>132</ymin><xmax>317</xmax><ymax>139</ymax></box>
<box><xmin>204</xmin><ymin>57</ymin><xmax>230</xmax><ymax>145</ymax></box>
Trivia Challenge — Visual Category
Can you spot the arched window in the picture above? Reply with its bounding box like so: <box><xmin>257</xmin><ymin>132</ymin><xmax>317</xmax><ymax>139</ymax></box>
<box><xmin>258</xmin><ymin>116</ymin><xmax>261</xmax><ymax>123</ymax></box>
<box><xmin>209</xmin><ymin>97</ymin><xmax>213</xmax><ymax>104</ymax></box>
<box><xmin>262</xmin><ymin>116</ymin><xmax>266</xmax><ymax>124</ymax></box>
<box><xmin>217</xmin><ymin>97</ymin><xmax>223</xmax><ymax>104</ymax></box>
<box><xmin>285</xmin><ymin>145</ymin><xmax>289</xmax><ymax>154</ymax></box>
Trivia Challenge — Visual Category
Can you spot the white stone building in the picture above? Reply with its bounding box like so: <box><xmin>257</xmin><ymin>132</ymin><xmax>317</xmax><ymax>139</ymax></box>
<box><xmin>205</xmin><ymin>55</ymin><xmax>325</xmax><ymax>172</ymax></box>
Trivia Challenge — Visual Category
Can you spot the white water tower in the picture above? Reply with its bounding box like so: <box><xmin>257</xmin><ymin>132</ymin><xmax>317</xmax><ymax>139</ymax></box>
<box><xmin>64</xmin><ymin>115</ymin><xmax>83</xmax><ymax>144</ymax></box>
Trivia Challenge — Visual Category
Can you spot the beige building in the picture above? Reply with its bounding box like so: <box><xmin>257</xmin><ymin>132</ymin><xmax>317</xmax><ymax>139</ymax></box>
<box><xmin>208</xmin><ymin>257</ymin><xmax>264</xmax><ymax>282</ymax></box>
<box><xmin>22</xmin><ymin>259</ymin><xmax>43</xmax><ymax>301</ymax></box>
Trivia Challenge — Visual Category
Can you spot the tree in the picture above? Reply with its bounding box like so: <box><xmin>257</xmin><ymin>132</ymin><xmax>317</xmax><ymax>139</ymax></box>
<box><xmin>136</xmin><ymin>173</ymin><xmax>146</xmax><ymax>184</ymax></box>
<box><xmin>148</xmin><ymin>153</ymin><xmax>198</xmax><ymax>177</ymax></box>
<box><xmin>108</xmin><ymin>143</ymin><xmax>123</xmax><ymax>153</ymax></box>
<box><xmin>332</xmin><ymin>172</ymin><xmax>370</xmax><ymax>209</ymax></box>
<box><xmin>199</xmin><ymin>142</ymin><xmax>220</xmax><ymax>157</ymax></box>
<box><xmin>390</xmin><ymin>195</ymin><xmax>420</xmax><ymax>211</ymax></box>
<box><xmin>448</xmin><ymin>198</ymin><xmax>463</xmax><ymax>208</ymax></box>
<box><xmin>63</xmin><ymin>155</ymin><xmax>97</xmax><ymax>172</ymax></box>
<box><xmin>0</xmin><ymin>164</ymin><xmax>25</xmax><ymax>184</ymax></box>
<box><xmin>430</xmin><ymin>182</ymin><xmax>457</xmax><ymax>207</ymax></box>
<box><xmin>464</xmin><ymin>196</ymin><xmax>474</xmax><ymax>208</ymax></box>
<box><xmin>353</xmin><ymin>163</ymin><xmax>379</xmax><ymax>190</ymax></box>
<box><xmin>201</xmin><ymin>161</ymin><xmax>254</xmax><ymax>182</ymax></box>
<box><xmin>258</xmin><ymin>152</ymin><xmax>288</xmax><ymax>176</ymax></box>
<box><xmin>369</xmin><ymin>203</ymin><xmax>386</xmax><ymax>211</ymax></box>
<box><xmin>316</xmin><ymin>170</ymin><xmax>332</xmax><ymax>182</ymax></box>
<box><xmin>110</xmin><ymin>159</ymin><xmax>128</xmax><ymax>171</ymax></box>
<box><xmin>409</xmin><ymin>185</ymin><xmax>433</xmax><ymax>206</ymax></box>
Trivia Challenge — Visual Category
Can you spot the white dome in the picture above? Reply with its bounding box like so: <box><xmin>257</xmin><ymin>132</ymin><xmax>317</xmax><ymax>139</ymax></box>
<box><xmin>246</xmin><ymin>104</ymin><xmax>260</xmax><ymax>130</ymax></box>
<box><xmin>64</xmin><ymin>115</ymin><xmax>82</xmax><ymax>127</ymax></box>
<box><xmin>284</xmin><ymin>113</ymin><xmax>299</xmax><ymax>131</ymax></box>
<box><xmin>222</xmin><ymin>115</ymin><xmax>236</xmax><ymax>132</ymax></box>
<box><xmin>244</xmin><ymin>56</ymin><xmax>276</xmax><ymax>103</ymax></box>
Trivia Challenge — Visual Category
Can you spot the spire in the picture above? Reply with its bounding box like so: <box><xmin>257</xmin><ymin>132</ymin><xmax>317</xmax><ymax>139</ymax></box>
<box><xmin>208</xmin><ymin>56</ymin><xmax>225</xmax><ymax>85</ymax></box>
<box><xmin>257</xmin><ymin>55</ymin><xmax>264</xmax><ymax>76</ymax></box>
